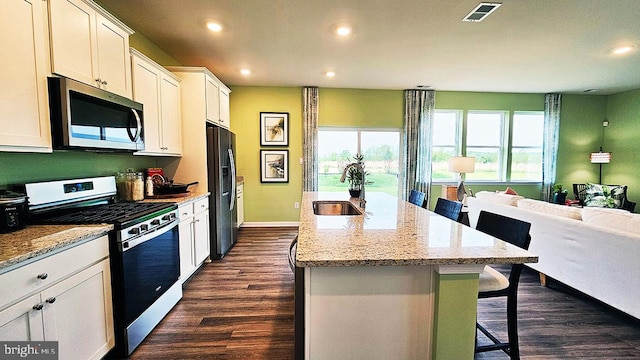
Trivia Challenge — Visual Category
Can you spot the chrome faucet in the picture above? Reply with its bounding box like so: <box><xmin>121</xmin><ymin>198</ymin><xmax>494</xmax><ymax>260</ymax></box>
<box><xmin>340</xmin><ymin>163</ymin><xmax>366</xmax><ymax>209</ymax></box>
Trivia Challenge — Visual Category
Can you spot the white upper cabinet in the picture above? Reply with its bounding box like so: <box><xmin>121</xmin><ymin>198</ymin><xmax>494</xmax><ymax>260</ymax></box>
<box><xmin>48</xmin><ymin>0</ymin><xmax>133</xmax><ymax>98</ymax></box>
<box><xmin>131</xmin><ymin>49</ymin><xmax>182</xmax><ymax>157</ymax></box>
<box><xmin>205</xmin><ymin>75</ymin><xmax>220</xmax><ymax>124</ymax></box>
<box><xmin>169</xmin><ymin>67</ymin><xmax>231</xmax><ymax>129</ymax></box>
<box><xmin>0</xmin><ymin>0</ymin><xmax>52</xmax><ymax>152</ymax></box>
<box><xmin>219</xmin><ymin>85</ymin><xmax>231</xmax><ymax>129</ymax></box>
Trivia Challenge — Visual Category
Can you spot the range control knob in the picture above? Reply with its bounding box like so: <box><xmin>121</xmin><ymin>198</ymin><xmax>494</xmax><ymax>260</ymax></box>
<box><xmin>151</xmin><ymin>219</ymin><xmax>161</xmax><ymax>226</ymax></box>
<box><xmin>128</xmin><ymin>228</ymin><xmax>140</xmax><ymax>235</ymax></box>
<box><xmin>139</xmin><ymin>224</ymin><xmax>149</xmax><ymax>231</ymax></box>
<box><xmin>162</xmin><ymin>215</ymin><xmax>171</xmax><ymax>221</ymax></box>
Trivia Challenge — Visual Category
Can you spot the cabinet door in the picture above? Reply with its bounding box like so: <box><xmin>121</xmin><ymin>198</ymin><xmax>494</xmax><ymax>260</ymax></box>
<box><xmin>178</xmin><ymin>219</ymin><xmax>195</xmax><ymax>282</ymax></box>
<box><xmin>40</xmin><ymin>259</ymin><xmax>114</xmax><ymax>360</ymax></box>
<box><xmin>0</xmin><ymin>0</ymin><xmax>51</xmax><ymax>152</ymax></box>
<box><xmin>193</xmin><ymin>210</ymin><xmax>210</xmax><ymax>264</ymax></box>
<box><xmin>95</xmin><ymin>12</ymin><xmax>131</xmax><ymax>98</ymax></box>
<box><xmin>132</xmin><ymin>55</ymin><xmax>162</xmax><ymax>153</ymax></box>
<box><xmin>218</xmin><ymin>86</ymin><xmax>231</xmax><ymax>129</ymax></box>
<box><xmin>0</xmin><ymin>294</ymin><xmax>44</xmax><ymax>341</ymax></box>
<box><xmin>205</xmin><ymin>75</ymin><xmax>220</xmax><ymax>124</ymax></box>
<box><xmin>236</xmin><ymin>184</ymin><xmax>244</xmax><ymax>227</ymax></box>
<box><xmin>49</xmin><ymin>0</ymin><xmax>97</xmax><ymax>87</ymax></box>
<box><xmin>159</xmin><ymin>73</ymin><xmax>182</xmax><ymax>155</ymax></box>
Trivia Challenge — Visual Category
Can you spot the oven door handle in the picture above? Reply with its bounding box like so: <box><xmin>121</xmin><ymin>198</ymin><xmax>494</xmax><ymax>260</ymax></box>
<box><xmin>119</xmin><ymin>218</ymin><xmax>179</xmax><ymax>252</ymax></box>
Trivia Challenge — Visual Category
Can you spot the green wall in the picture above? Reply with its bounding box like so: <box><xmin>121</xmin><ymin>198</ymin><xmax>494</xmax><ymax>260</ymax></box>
<box><xmin>229</xmin><ymin>87</ymin><xmax>303</xmax><ymax>223</ymax></box>
<box><xmin>604</xmin><ymin>89</ymin><xmax>640</xmax><ymax>203</ymax></box>
<box><xmin>320</xmin><ymin>88</ymin><xmax>403</xmax><ymax>128</ymax></box>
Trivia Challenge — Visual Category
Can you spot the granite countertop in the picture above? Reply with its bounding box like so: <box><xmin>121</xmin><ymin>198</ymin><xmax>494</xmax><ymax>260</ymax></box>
<box><xmin>0</xmin><ymin>224</ymin><xmax>113</xmax><ymax>273</ymax></box>
<box><xmin>296</xmin><ymin>192</ymin><xmax>538</xmax><ymax>267</ymax></box>
<box><xmin>143</xmin><ymin>191</ymin><xmax>210</xmax><ymax>204</ymax></box>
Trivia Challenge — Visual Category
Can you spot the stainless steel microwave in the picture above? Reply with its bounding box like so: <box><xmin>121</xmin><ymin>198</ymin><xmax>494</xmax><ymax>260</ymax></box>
<box><xmin>48</xmin><ymin>77</ymin><xmax>144</xmax><ymax>151</ymax></box>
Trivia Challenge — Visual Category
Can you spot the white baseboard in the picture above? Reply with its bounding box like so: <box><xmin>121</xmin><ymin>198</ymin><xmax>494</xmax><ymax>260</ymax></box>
<box><xmin>240</xmin><ymin>221</ymin><xmax>300</xmax><ymax>228</ymax></box>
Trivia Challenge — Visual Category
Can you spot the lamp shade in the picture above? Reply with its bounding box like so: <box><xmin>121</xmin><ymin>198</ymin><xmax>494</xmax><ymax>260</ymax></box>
<box><xmin>448</xmin><ymin>156</ymin><xmax>476</xmax><ymax>173</ymax></box>
<box><xmin>590</xmin><ymin>152</ymin><xmax>612</xmax><ymax>164</ymax></box>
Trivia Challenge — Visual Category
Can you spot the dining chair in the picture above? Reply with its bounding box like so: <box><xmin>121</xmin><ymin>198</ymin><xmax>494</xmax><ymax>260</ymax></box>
<box><xmin>475</xmin><ymin>210</ymin><xmax>532</xmax><ymax>360</ymax></box>
<box><xmin>433</xmin><ymin>197</ymin><xmax>463</xmax><ymax>222</ymax></box>
<box><xmin>408</xmin><ymin>190</ymin><xmax>427</xmax><ymax>208</ymax></box>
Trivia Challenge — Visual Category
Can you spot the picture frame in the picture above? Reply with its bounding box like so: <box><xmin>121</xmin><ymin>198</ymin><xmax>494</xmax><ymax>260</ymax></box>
<box><xmin>260</xmin><ymin>150</ymin><xmax>289</xmax><ymax>183</ymax></box>
<box><xmin>260</xmin><ymin>112</ymin><xmax>289</xmax><ymax>146</ymax></box>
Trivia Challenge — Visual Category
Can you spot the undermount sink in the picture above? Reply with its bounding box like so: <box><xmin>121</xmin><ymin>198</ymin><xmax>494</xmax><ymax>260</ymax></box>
<box><xmin>312</xmin><ymin>200</ymin><xmax>362</xmax><ymax>216</ymax></box>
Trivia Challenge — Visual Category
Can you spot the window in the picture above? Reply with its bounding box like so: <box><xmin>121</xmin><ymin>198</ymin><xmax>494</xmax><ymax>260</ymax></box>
<box><xmin>431</xmin><ymin>110</ymin><xmax>543</xmax><ymax>183</ymax></box>
<box><xmin>318</xmin><ymin>128</ymin><xmax>400</xmax><ymax>195</ymax></box>
<box><xmin>466</xmin><ymin>111</ymin><xmax>507</xmax><ymax>181</ymax></box>
<box><xmin>432</xmin><ymin>111</ymin><xmax>461</xmax><ymax>181</ymax></box>
<box><xmin>511</xmin><ymin>112</ymin><xmax>543</xmax><ymax>181</ymax></box>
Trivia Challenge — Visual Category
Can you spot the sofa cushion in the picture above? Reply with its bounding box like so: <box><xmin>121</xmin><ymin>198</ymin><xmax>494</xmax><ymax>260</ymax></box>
<box><xmin>516</xmin><ymin>198</ymin><xmax>582</xmax><ymax>220</ymax></box>
<box><xmin>584</xmin><ymin>184</ymin><xmax>626</xmax><ymax>209</ymax></box>
<box><xmin>475</xmin><ymin>191</ymin><xmax>524</xmax><ymax>206</ymax></box>
<box><xmin>581</xmin><ymin>207</ymin><xmax>640</xmax><ymax>235</ymax></box>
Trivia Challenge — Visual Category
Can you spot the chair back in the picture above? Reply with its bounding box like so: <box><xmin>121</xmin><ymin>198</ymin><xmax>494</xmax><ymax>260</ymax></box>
<box><xmin>434</xmin><ymin>197</ymin><xmax>463</xmax><ymax>222</ymax></box>
<box><xmin>409</xmin><ymin>190</ymin><xmax>427</xmax><ymax>208</ymax></box>
<box><xmin>573</xmin><ymin>183</ymin><xmax>589</xmax><ymax>205</ymax></box>
<box><xmin>476</xmin><ymin>211</ymin><xmax>532</xmax><ymax>250</ymax></box>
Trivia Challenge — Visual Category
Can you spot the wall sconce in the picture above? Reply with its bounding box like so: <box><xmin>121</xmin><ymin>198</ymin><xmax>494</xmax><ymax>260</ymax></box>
<box><xmin>448</xmin><ymin>156</ymin><xmax>476</xmax><ymax>201</ymax></box>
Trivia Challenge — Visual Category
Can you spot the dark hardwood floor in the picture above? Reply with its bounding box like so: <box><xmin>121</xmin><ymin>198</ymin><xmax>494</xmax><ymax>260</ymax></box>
<box><xmin>127</xmin><ymin>227</ymin><xmax>640</xmax><ymax>359</ymax></box>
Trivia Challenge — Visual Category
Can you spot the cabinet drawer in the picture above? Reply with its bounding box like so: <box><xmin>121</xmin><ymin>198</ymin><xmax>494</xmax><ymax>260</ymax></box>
<box><xmin>194</xmin><ymin>197</ymin><xmax>209</xmax><ymax>214</ymax></box>
<box><xmin>0</xmin><ymin>235</ymin><xmax>109</xmax><ymax>309</ymax></box>
<box><xmin>178</xmin><ymin>203</ymin><xmax>194</xmax><ymax>222</ymax></box>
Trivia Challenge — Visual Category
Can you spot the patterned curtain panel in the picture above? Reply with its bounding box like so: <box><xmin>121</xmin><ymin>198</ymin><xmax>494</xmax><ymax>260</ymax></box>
<box><xmin>542</xmin><ymin>93</ymin><xmax>561</xmax><ymax>202</ymax></box>
<box><xmin>302</xmin><ymin>87</ymin><xmax>319</xmax><ymax>191</ymax></box>
<box><xmin>401</xmin><ymin>89</ymin><xmax>435</xmax><ymax>203</ymax></box>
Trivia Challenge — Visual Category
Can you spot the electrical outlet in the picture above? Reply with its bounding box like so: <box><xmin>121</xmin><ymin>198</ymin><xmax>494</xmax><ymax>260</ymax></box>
<box><xmin>294</xmin><ymin>202</ymin><xmax>300</xmax><ymax>209</ymax></box>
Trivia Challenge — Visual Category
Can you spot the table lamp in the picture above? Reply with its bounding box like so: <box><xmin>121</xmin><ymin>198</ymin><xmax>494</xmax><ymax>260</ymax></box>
<box><xmin>448</xmin><ymin>156</ymin><xmax>476</xmax><ymax>201</ymax></box>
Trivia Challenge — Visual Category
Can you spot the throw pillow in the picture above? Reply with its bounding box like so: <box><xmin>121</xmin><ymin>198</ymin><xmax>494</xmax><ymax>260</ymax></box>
<box><xmin>581</xmin><ymin>207</ymin><xmax>640</xmax><ymax>235</ymax></box>
<box><xmin>516</xmin><ymin>199</ymin><xmax>582</xmax><ymax>220</ymax></box>
<box><xmin>584</xmin><ymin>184</ymin><xmax>626</xmax><ymax>208</ymax></box>
<box><xmin>475</xmin><ymin>191</ymin><xmax>524</xmax><ymax>206</ymax></box>
<box><xmin>504</xmin><ymin>187</ymin><xmax>518</xmax><ymax>195</ymax></box>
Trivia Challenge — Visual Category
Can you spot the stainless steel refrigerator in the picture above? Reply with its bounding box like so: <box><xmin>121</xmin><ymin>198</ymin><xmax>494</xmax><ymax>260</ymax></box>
<box><xmin>206</xmin><ymin>124</ymin><xmax>237</xmax><ymax>259</ymax></box>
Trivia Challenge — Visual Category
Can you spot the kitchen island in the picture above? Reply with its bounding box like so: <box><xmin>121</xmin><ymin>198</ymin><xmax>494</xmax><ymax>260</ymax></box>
<box><xmin>295</xmin><ymin>192</ymin><xmax>537</xmax><ymax>360</ymax></box>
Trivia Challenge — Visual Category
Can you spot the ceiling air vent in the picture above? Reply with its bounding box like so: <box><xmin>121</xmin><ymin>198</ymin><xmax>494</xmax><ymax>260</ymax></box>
<box><xmin>462</xmin><ymin>2</ymin><xmax>502</xmax><ymax>22</ymax></box>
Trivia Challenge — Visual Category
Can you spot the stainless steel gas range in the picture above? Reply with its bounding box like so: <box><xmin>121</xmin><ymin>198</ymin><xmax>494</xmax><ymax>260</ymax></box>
<box><xmin>21</xmin><ymin>176</ymin><xmax>182</xmax><ymax>358</ymax></box>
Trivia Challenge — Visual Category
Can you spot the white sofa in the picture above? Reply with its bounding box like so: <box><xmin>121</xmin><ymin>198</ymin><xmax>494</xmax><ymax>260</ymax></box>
<box><xmin>468</xmin><ymin>192</ymin><xmax>640</xmax><ymax>320</ymax></box>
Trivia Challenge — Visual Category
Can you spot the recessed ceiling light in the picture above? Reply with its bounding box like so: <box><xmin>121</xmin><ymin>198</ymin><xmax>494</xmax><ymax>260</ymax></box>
<box><xmin>325</xmin><ymin>71</ymin><xmax>336</xmax><ymax>77</ymax></box>
<box><xmin>612</xmin><ymin>45</ymin><xmax>635</xmax><ymax>55</ymax></box>
<box><xmin>583</xmin><ymin>89</ymin><xmax>598</xmax><ymax>93</ymax></box>
<box><xmin>240</xmin><ymin>69</ymin><xmax>251</xmax><ymax>76</ymax></box>
<box><xmin>335</xmin><ymin>24</ymin><xmax>352</xmax><ymax>36</ymax></box>
<box><xmin>416</xmin><ymin>85</ymin><xmax>431</xmax><ymax>89</ymax></box>
<box><xmin>206</xmin><ymin>22</ymin><xmax>223</xmax><ymax>32</ymax></box>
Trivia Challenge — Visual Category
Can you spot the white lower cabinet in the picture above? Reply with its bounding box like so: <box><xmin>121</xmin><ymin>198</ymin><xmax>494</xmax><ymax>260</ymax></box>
<box><xmin>236</xmin><ymin>183</ymin><xmax>244</xmax><ymax>228</ymax></box>
<box><xmin>178</xmin><ymin>196</ymin><xmax>210</xmax><ymax>283</ymax></box>
<box><xmin>0</xmin><ymin>236</ymin><xmax>114</xmax><ymax>360</ymax></box>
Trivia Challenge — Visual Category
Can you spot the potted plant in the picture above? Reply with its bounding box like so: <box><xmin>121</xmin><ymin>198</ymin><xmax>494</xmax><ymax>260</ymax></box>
<box><xmin>345</xmin><ymin>153</ymin><xmax>371</xmax><ymax>198</ymax></box>
<box><xmin>553</xmin><ymin>183</ymin><xmax>568</xmax><ymax>204</ymax></box>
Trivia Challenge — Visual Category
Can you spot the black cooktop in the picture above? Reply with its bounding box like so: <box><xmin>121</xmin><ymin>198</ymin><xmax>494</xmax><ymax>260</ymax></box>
<box><xmin>31</xmin><ymin>202</ymin><xmax>176</xmax><ymax>225</ymax></box>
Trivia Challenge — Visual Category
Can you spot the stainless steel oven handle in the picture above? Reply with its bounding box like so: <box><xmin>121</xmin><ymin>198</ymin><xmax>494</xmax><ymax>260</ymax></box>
<box><xmin>120</xmin><ymin>218</ymin><xmax>179</xmax><ymax>252</ymax></box>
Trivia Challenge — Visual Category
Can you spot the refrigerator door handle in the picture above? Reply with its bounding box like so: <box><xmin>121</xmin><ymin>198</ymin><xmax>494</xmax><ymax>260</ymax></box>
<box><xmin>228</xmin><ymin>148</ymin><xmax>236</xmax><ymax>211</ymax></box>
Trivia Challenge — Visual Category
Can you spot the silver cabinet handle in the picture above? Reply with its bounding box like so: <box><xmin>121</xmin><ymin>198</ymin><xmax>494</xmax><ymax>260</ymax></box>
<box><xmin>101</xmin><ymin>80</ymin><xmax>108</xmax><ymax>85</ymax></box>
<box><xmin>37</xmin><ymin>273</ymin><xmax>48</xmax><ymax>280</ymax></box>
<box><xmin>33</xmin><ymin>303</ymin><xmax>44</xmax><ymax>311</ymax></box>
<box><xmin>46</xmin><ymin>297</ymin><xmax>56</xmax><ymax>304</ymax></box>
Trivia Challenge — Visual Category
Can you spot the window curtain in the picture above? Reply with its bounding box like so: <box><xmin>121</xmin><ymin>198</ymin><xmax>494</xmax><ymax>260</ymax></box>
<box><xmin>401</xmin><ymin>90</ymin><xmax>435</xmax><ymax>204</ymax></box>
<box><xmin>542</xmin><ymin>93</ymin><xmax>561</xmax><ymax>202</ymax></box>
<box><xmin>302</xmin><ymin>87</ymin><xmax>319</xmax><ymax>191</ymax></box>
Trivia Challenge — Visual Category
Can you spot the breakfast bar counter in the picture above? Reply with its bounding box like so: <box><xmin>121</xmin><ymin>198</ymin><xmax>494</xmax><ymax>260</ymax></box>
<box><xmin>295</xmin><ymin>191</ymin><xmax>537</xmax><ymax>360</ymax></box>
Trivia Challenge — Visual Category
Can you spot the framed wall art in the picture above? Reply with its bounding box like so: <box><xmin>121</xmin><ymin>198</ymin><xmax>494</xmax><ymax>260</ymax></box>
<box><xmin>260</xmin><ymin>150</ymin><xmax>289</xmax><ymax>183</ymax></box>
<box><xmin>260</xmin><ymin>112</ymin><xmax>289</xmax><ymax>146</ymax></box>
